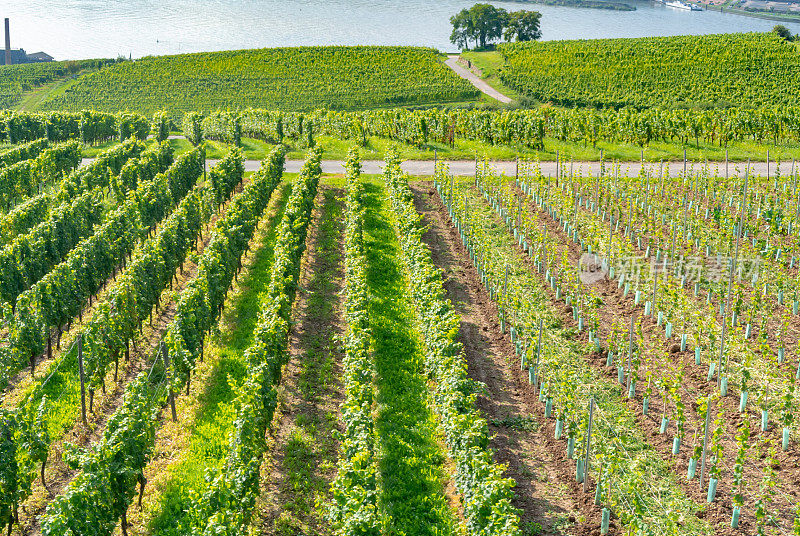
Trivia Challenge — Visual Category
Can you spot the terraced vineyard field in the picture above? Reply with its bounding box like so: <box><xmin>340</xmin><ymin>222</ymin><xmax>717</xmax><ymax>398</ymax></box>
<box><xmin>498</xmin><ymin>32</ymin><xmax>800</xmax><ymax>109</ymax></box>
<box><xmin>0</xmin><ymin>59</ymin><xmax>114</xmax><ymax>109</ymax></box>
<box><xmin>33</xmin><ymin>47</ymin><xmax>480</xmax><ymax>117</ymax></box>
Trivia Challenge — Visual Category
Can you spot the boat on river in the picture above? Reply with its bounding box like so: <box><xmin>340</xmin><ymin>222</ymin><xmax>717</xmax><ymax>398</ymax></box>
<box><xmin>661</xmin><ymin>0</ymin><xmax>703</xmax><ymax>10</ymax></box>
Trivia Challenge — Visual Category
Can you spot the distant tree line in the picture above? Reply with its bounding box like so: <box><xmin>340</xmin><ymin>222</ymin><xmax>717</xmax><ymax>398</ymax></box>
<box><xmin>450</xmin><ymin>4</ymin><xmax>542</xmax><ymax>50</ymax></box>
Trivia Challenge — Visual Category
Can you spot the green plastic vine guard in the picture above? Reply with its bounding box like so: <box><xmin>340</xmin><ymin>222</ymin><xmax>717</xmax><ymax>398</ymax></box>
<box><xmin>695</xmin><ymin>347</ymin><xmax>701</xmax><ymax>365</ymax></box>
<box><xmin>784</xmin><ymin>428</ymin><xmax>790</xmax><ymax>451</ymax></box>
<box><xmin>567</xmin><ymin>437</ymin><xmax>575</xmax><ymax>459</ymax></box>
<box><xmin>576</xmin><ymin>459</ymin><xmax>584</xmax><ymax>483</ymax></box>
<box><xmin>761</xmin><ymin>409</ymin><xmax>768</xmax><ymax>432</ymax></box>
<box><xmin>687</xmin><ymin>458</ymin><xmax>697</xmax><ymax>479</ymax></box>
<box><xmin>545</xmin><ymin>397</ymin><xmax>553</xmax><ymax>418</ymax></box>
<box><xmin>739</xmin><ymin>391</ymin><xmax>748</xmax><ymax>412</ymax></box>
<box><xmin>606</xmin><ymin>351</ymin><xmax>613</xmax><ymax>367</ymax></box>
<box><xmin>707</xmin><ymin>478</ymin><xmax>718</xmax><ymax>503</ymax></box>
<box><xmin>643</xmin><ymin>397</ymin><xmax>649</xmax><ymax>415</ymax></box>
<box><xmin>731</xmin><ymin>506</ymin><xmax>740</xmax><ymax>529</ymax></box>
<box><xmin>601</xmin><ymin>508</ymin><xmax>610</xmax><ymax>535</ymax></box>
<box><xmin>660</xmin><ymin>417</ymin><xmax>669</xmax><ymax>434</ymax></box>
<box><xmin>680</xmin><ymin>334</ymin><xmax>686</xmax><ymax>352</ymax></box>
<box><xmin>555</xmin><ymin>419</ymin><xmax>563</xmax><ymax>439</ymax></box>
<box><xmin>707</xmin><ymin>362</ymin><xmax>716</xmax><ymax>382</ymax></box>
<box><xmin>721</xmin><ymin>378</ymin><xmax>728</xmax><ymax>397</ymax></box>
<box><xmin>672</xmin><ymin>437</ymin><xmax>681</xmax><ymax>455</ymax></box>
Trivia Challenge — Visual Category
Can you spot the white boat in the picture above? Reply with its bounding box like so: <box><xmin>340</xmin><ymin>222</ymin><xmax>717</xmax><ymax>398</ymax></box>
<box><xmin>664</xmin><ymin>0</ymin><xmax>692</xmax><ymax>9</ymax></box>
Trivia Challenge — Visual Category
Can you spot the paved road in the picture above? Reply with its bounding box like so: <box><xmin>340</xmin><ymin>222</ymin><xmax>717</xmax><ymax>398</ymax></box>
<box><xmin>444</xmin><ymin>55</ymin><xmax>513</xmax><ymax>105</ymax></box>
<box><xmin>82</xmin><ymin>158</ymin><xmax>779</xmax><ymax>177</ymax></box>
<box><xmin>196</xmin><ymin>159</ymin><xmax>784</xmax><ymax>178</ymax></box>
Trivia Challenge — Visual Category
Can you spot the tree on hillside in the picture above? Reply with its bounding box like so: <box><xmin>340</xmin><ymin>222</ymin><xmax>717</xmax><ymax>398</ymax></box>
<box><xmin>504</xmin><ymin>11</ymin><xmax>542</xmax><ymax>42</ymax></box>
<box><xmin>450</xmin><ymin>9</ymin><xmax>474</xmax><ymax>49</ymax></box>
<box><xmin>773</xmin><ymin>24</ymin><xmax>794</xmax><ymax>41</ymax></box>
<box><xmin>470</xmin><ymin>4</ymin><xmax>507</xmax><ymax>49</ymax></box>
<box><xmin>449</xmin><ymin>4</ymin><xmax>542</xmax><ymax>50</ymax></box>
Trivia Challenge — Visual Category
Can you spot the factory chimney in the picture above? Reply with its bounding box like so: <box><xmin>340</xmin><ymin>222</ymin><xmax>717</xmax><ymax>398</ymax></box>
<box><xmin>4</xmin><ymin>18</ymin><xmax>10</xmax><ymax>66</ymax></box>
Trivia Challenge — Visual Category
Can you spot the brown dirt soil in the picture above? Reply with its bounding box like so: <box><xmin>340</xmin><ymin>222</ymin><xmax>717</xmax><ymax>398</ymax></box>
<box><xmin>257</xmin><ymin>186</ymin><xmax>345</xmax><ymax>536</ymax></box>
<box><xmin>411</xmin><ymin>183</ymin><xmax>612</xmax><ymax>536</ymax></box>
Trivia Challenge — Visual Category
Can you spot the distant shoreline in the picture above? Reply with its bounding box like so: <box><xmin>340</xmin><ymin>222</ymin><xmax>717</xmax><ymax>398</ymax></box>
<box><xmin>511</xmin><ymin>0</ymin><xmax>637</xmax><ymax>11</ymax></box>
<box><xmin>692</xmin><ymin>1</ymin><xmax>800</xmax><ymax>24</ymax></box>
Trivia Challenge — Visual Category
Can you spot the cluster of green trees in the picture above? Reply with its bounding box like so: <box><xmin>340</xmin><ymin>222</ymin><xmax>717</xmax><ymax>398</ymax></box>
<box><xmin>450</xmin><ymin>4</ymin><xmax>542</xmax><ymax>49</ymax></box>
<box><xmin>773</xmin><ymin>24</ymin><xmax>798</xmax><ymax>41</ymax></box>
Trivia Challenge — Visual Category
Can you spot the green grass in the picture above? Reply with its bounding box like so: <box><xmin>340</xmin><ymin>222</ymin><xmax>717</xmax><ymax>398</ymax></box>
<box><xmin>283</xmin><ymin>135</ymin><xmax>800</xmax><ymax>163</ymax></box>
<box><xmin>362</xmin><ymin>182</ymin><xmax>460</xmax><ymax>536</ymax></box>
<box><xmin>82</xmin><ymin>132</ymin><xmax>800</xmax><ymax>166</ymax></box>
<box><xmin>35</xmin><ymin>46</ymin><xmax>480</xmax><ymax>117</ymax></box>
<box><xmin>143</xmin><ymin>181</ymin><xmax>292</xmax><ymax>535</ymax></box>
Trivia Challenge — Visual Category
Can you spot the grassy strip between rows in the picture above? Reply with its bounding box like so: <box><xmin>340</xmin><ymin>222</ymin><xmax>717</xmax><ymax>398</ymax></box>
<box><xmin>174</xmin><ymin>147</ymin><xmax>322</xmax><ymax>534</ymax></box>
<box><xmin>385</xmin><ymin>151</ymin><xmax>520</xmax><ymax>536</ymax></box>
<box><xmin>133</xmin><ymin>167</ymin><xmax>293</xmax><ymax>536</ymax></box>
<box><xmin>58</xmin><ymin>122</ymin><xmax>800</xmax><ymax>165</ymax></box>
<box><xmin>436</xmin><ymin>169</ymin><xmax>710</xmax><ymax>535</ymax></box>
<box><xmin>362</xmin><ymin>179</ymin><xmax>461</xmax><ymax>535</ymax></box>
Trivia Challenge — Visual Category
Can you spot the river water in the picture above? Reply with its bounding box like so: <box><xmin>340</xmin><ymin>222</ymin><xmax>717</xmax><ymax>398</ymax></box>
<box><xmin>6</xmin><ymin>0</ymin><xmax>800</xmax><ymax>60</ymax></box>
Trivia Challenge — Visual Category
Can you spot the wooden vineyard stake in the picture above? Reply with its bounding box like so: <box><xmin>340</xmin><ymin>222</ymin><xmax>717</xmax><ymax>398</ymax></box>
<box><xmin>584</xmin><ymin>397</ymin><xmax>595</xmax><ymax>494</ymax></box>
<box><xmin>718</xmin><ymin>165</ymin><xmax>748</xmax><ymax>388</ymax></box>
<box><xmin>556</xmin><ymin>150</ymin><xmax>559</xmax><ymax>179</ymax></box>
<box><xmin>626</xmin><ymin>313</ymin><xmax>635</xmax><ymax>391</ymax></box>
<box><xmin>699</xmin><ymin>398</ymin><xmax>713</xmax><ymax>489</ymax></box>
<box><xmin>162</xmin><ymin>341</ymin><xmax>177</xmax><ymax>422</ymax></box>
<box><xmin>78</xmin><ymin>335</ymin><xmax>87</xmax><ymax>427</ymax></box>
